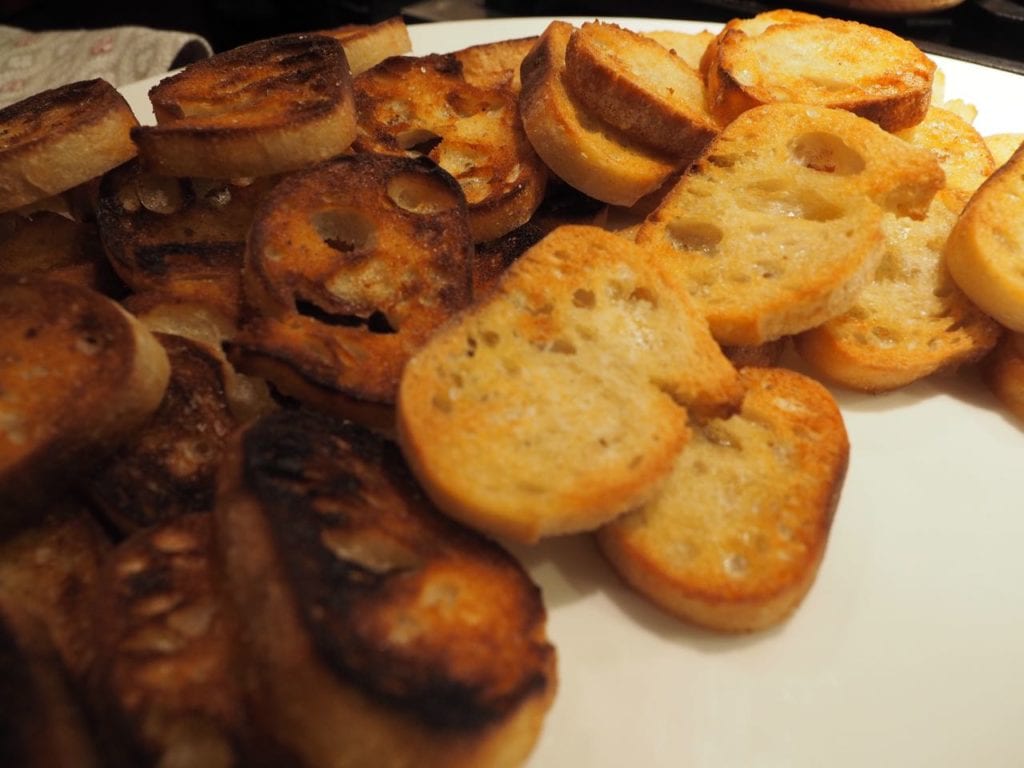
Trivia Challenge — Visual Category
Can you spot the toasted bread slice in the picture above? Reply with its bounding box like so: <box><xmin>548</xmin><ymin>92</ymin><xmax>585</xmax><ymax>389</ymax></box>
<box><xmin>354</xmin><ymin>53</ymin><xmax>547</xmax><ymax>242</ymax></box>
<box><xmin>97</xmin><ymin>161</ymin><xmax>277</xmax><ymax>321</ymax></box>
<box><xmin>0</xmin><ymin>211</ymin><xmax>122</xmax><ymax>295</ymax></box>
<box><xmin>598</xmin><ymin>366</ymin><xmax>849</xmax><ymax>632</ymax></box>
<box><xmin>398</xmin><ymin>225</ymin><xmax>741</xmax><ymax>543</ymax></box>
<box><xmin>563</xmin><ymin>21</ymin><xmax>718</xmax><ymax>160</ymax></box>
<box><xmin>0</xmin><ymin>506</ymin><xmax>111</xmax><ymax>682</ymax></box>
<box><xmin>984</xmin><ymin>331</ymin><xmax>1024</xmax><ymax>423</ymax></box>
<box><xmin>133</xmin><ymin>34</ymin><xmax>356</xmax><ymax>179</ymax></box>
<box><xmin>235</xmin><ymin>153</ymin><xmax>473</xmax><ymax>425</ymax></box>
<box><xmin>214</xmin><ymin>409</ymin><xmax>556</xmax><ymax>768</ymax></box>
<box><xmin>636</xmin><ymin>102</ymin><xmax>945</xmax><ymax>345</ymax></box>
<box><xmin>796</xmin><ymin>192</ymin><xmax>1001</xmax><ymax>391</ymax></box>
<box><xmin>85</xmin><ymin>334</ymin><xmax>240</xmax><ymax>535</ymax></box>
<box><xmin>0</xmin><ymin>613</ymin><xmax>101</xmax><ymax>768</ymax></box>
<box><xmin>0</xmin><ymin>79</ymin><xmax>138</xmax><ymax>214</ymax></box>
<box><xmin>897</xmin><ymin>106</ymin><xmax>995</xmax><ymax>209</ymax></box>
<box><xmin>985</xmin><ymin>133</ymin><xmax>1024</xmax><ymax>168</ymax></box>
<box><xmin>519</xmin><ymin>22</ymin><xmax>679</xmax><ymax>207</ymax></box>
<box><xmin>322</xmin><ymin>16</ymin><xmax>412</xmax><ymax>76</ymax></box>
<box><xmin>944</xmin><ymin>141</ymin><xmax>1024</xmax><ymax>332</ymax></box>
<box><xmin>452</xmin><ymin>36</ymin><xmax>538</xmax><ymax>93</ymax></box>
<box><xmin>90</xmin><ymin>513</ymin><xmax>263</xmax><ymax>767</ymax></box>
<box><xmin>0</xmin><ymin>277</ymin><xmax>170</xmax><ymax>518</ymax></box>
<box><xmin>706</xmin><ymin>12</ymin><xmax>935</xmax><ymax>131</ymax></box>
<box><xmin>644</xmin><ymin>29</ymin><xmax>716</xmax><ymax>71</ymax></box>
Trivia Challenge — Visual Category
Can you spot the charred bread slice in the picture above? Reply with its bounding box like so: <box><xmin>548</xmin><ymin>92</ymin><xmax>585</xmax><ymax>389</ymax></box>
<box><xmin>133</xmin><ymin>34</ymin><xmax>356</xmax><ymax>179</ymax></box>
<box><xmin>85</xmin><ymin>334</ymin><xmax>240</xmax><ymax>535</ymax></box>
<box><xmin>398</xmin><ymin>225</ymin><xmax>741</xmax><ymax>543</ymax></box>
<box><xmin>354</xmin><ymin>52</ymin><xmax>547</xmax><ymax>243</ymax></box>
<box><xmin>705</xmin><ymin>11</ymin><xmax>935</xmax><ymax>131</ymax></box>
<box><xmin>563</xmin><ymin>21</ymin><xmax>718</xmax><ymax>160</ymax></box>
<box><xmin>0</xmin><ymin>79</ymin><xmax>138</xmax><ymax>214</ymax></box>
<box><xmin>0</xmin><ymin>277</ymin><xmax>170</xmax><ymax>519</ymax></box>
<box><xmin>636</xmin><ymin>102</ymin><xmax>945</xmax><ymax>346</ymax></box>
<box><xmin>322</xmin><ymin>16</ymin><xmax>412</xmax><ymax>76</ymax></box>
<box><xmin>519</xmin><ymin>21</ymin><xmax>678</xmax><ymax>207</ymax></box>
<box><xmin>214</xmin><ymin>409</ymin><xmax>557</xmax><ymax>768</ymax></box>
<box><xmin>90</xmin><ymin>513</ymin><xmax>268</xmax><ymax>768</ymax></box>
<box><xmin>598</xmin><ymin>366</ymin><xmax>849</xmax><ymax>632</ymax></box>
<box><xmin>233</xmin><ymin>153</ymin><xmax>473</xmax><ymax>427</ymax></box>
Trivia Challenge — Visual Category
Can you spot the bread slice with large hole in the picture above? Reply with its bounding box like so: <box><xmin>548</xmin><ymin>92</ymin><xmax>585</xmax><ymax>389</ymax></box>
<box><xmin>0</xmin><ymin>79</ymin><xmax>138</xmax><ymax>214</ymax></box>
<box><xmin>705</xmin><ymin>11</ymin><xmax>935</xmax><ymax>131</ymax></box>
<box><xmin>397</xmin><ymin>224</ymin><xmax>741</xmax><ymax>544</ymax></box>
<box><xmin>636</xmin><ymin>102</ymin><xmax>945</xmax><ymax>346</ymax></box>
<box><xmin>597</xmin><ymin>366</ymin><xmax>849</xmax><ymax>633</ymax></box>
<box><xmin>518</xmin><ymin>21</ymin><xmax>679</xmax><ymax>207</ymax></box>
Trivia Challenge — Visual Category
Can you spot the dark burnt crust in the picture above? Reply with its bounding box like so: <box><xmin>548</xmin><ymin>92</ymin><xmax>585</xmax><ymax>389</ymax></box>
<box><xmin>0</xmin><ymin>79</ymin><xmax>126</xmax><ymax>151</ymax></box>
<box><xmin>238</xmin><ymin>409</ymin><xmax>553</xmax><ymax>730</ymax></box>
<box><xmin>0</xmin><ymin>616</ymin><xmax>45</xmax><ymax>766</ymax></box>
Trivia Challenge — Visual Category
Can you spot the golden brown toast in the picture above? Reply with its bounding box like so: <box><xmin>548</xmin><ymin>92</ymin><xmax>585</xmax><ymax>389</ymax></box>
<box><xmin>0</xmin><ymin>277</ymin><xmax>170</xmax><ymax>519</ymax></box>
<box><xmin>563</xmin><ymin>21</ymin><xmax>718</xmax><ymax>160</ymax></box>
<box><xmin>984</xmin><ymin>133</ymin><xmax>1024</xmax><ymax>168</ymax></box>
<box><xmin>0</xmin><ymin>211</ymin><xmax>123</xmax><ymax>295</ymax></box>
<box><xmin>636</xmin><ymin>102</ymin><xmax>945</xmax><ymax>346</ymax></box>
<box><xmin>518</xmin><ymin>21</ymin><xmax>679</xmax><ymax>207</ymax></box>
<box><xmin>598</xmin><ymin>366</ymin><xmax>849</xmax><ymax>632</ymax></box>
<box><xmin>96</xmin><ymin>161</ymin><xmax>278</xmax><ymax>321</ymax></box>
<box><xmin>706</xmin><ymin>12</ymin><xmax>935</xmax><ymax>131</ymax></box>
<box><xmin>234</xmin><ymin>153</ymin><xmax>473</xmax><ymax>426</ymax></box>
<box><xmin>85</xmin><ymin>333</ymin><xmax>240</xmax><ymax>535</ymax></box>
<box><xmin>984</xmin><ymin>331</ymin><xmax>1024</xmax><ymax>423</ymax></box>
<box><xmin>398</xmin><ymin>225</ymin><xmax>741</xmax><ymax>544</ymax></box>
<box><xmin>353</xmin><ymin>52</ymin><xmax>547</xmax><ymax>242</ymax></box>
<box><xmin>214</xmin><ymin>409</ymin><xmax>557</xmax><ymax>768</ymax></box>
<box><xmin>0</xmin><ymin>79</ymin><xmax>138</xmax><ymax>214</ymax></box>
<box><xmin>452</xmin><ymin>36</ymin><xmax>538</xmax><ymax>93</ymax></box>
<box><xmin>644</xmin><ymin>28</ymin><xmax>716</xmax><ymax>71</ymax></box>
<box><xmin>90</xmin><ymin>513</ymin><xmax>264</xmax><ymax>768</ymax></box>
<box><xmin>944</xmin><ymin>140</ymin><xmax>1024</xmax><ymax>332</ymax></box>
<box><xmin>321</xmin><ymin>16</ymin><xmax>412</xmax><ymax>76</ymax></box>
<box><xmin>133</xmin><ymin>34</ymin><xmax>356</xmax><ymax>179</ymax></box>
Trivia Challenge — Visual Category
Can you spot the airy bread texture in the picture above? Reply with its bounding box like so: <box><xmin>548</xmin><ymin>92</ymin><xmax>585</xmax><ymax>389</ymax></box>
<box><xmin>133</xmin><ymin>34</ymin><xmax>356</xmax><ymax>179</ymax></box>
<box><xmin>796</xmin><ymin>192</ymin><xmax>1001</xmax><ymax>391</ymax></box>
<box><xmin>598</xmin><ymin>366</ymin><xmax>849</xmax><ymax>632</ymax></box>
<box><xmin>706</xmin><ymin>11</ymin><xmax>935</xmax><ymax>131</ymax></box>
<box><xmin>563</xmin><ymin>21</ymin><xmax>718</xmax><ymax>160</ymax></box>
<box><xmin>518</xmin><ymin>21</ymin><xmax>679</xmax><ymax>207</ymax></box>
<box><xmin>636</xmin><ymin>102</ymin><xmax>944</xmax><ymax>346</ymax></box>
<box><xmin>945</xmin><ymin>141</ymin><xmax>1024</xmax><ymax>332</ymax></box>
<box><xmin>0</xmin><ymin>79</ymin><xmax>138</xmax><ymax>214</ymax></box>
<box><xmin>398</xmin><ymin>225</ymin><xmax>741</xmax><ymax>543</ymax></box>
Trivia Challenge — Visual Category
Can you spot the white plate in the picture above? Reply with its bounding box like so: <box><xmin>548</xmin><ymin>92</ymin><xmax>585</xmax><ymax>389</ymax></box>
<box><xmin>120</xmin><ymin>18</ymin><xmax>1024</xmax><ymax>768</ymax></box>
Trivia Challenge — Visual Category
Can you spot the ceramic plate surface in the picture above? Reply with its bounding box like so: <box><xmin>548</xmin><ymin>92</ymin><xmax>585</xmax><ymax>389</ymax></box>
<box><xmin>120</xmin><ymin>18</ymin><xmax>1024</xmax><ymax>767</ymax></box>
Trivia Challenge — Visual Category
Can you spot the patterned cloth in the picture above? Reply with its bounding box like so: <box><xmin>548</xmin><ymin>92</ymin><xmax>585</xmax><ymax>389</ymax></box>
<box><xmin>0</xmin><ymin>25</ymin><xmax>211</xmax><ymax>108</ymax></box>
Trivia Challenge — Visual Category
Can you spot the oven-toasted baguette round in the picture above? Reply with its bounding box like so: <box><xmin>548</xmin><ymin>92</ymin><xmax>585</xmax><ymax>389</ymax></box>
<box><xmin>0</xmin><ymin>79</ymin><xmax>138</xmax><ymax>214</ymax></box>
<box><xmin>518</xmin><ymin>21</ymin><xmax>679</xmax><ymax>207</ymax></box>
<box><xmin>397</xmin><ymin>225</ymin><xmax>741</xmax><ymax>544</ymax></box>
<box><xmin>598</xmin><ymin>366</ymin><xmax>849</xmax><ymax>632</ymax></box>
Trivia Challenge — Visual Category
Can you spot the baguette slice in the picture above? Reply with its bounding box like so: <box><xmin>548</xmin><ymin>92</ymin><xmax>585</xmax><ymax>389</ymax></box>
<box><xmin>0</xmin><ymin>277</ymin><xmax>170</xmax><ymax>518</ymax></box>
<box><xmin>322</xmin><ymin>16</ymin><xmax>412</xmax><ymax>76</ymax></box>
<box><xmin>637</xmin><ymin>102</ymin><xmax>944</xmax><ymax>346</ymax></box>
<box><xmin>214</xmin><ymin>409</ymin><xmax>556</xmax><ymax>768</ymax></box>
<box><xmin>353</xmin><ymin>52</ymin><xmax>547</xmax><ymax>243</ymax></box>
<box><xmin>945</xmin><ymin>141</ymin><xmax>1024</xmax><ymax>331</ymax></box>
<box><xmin>563</xmin><ymin>21</ymin><xmax>718</xmax><ymax>160</ymax></box>
<box><xmin>706</xmin><ymin>12</ymin><xmax>935</xmax><ymax>131</ymax></box>
<box><xmin>795</xmin><ymin>192</ymin><xmax>1001</xmax><ymax>391</ymax></box>
<box><xmin>598</xmin><ymin>366</ymin><xmax>849</xmax><ymax>632</ymax></box>
<box><xmin>0</xmin><ymin>79</ymin><xmax>138</xmax><ymax>214</ymax></box>
<box><xmin>452</xmin><ymin>36</ymin><xmax>538</xmax><ymax>93</ymax></box>
<box><xmin>518</xmin><ymin>21</ymin><xmax>679</xmax><ymax>207</ymax></box>
<box><xmin>398</xmin><ymin>225</ymin><xmax>741</xmax><ymax>543</ymax></box>
<box><xmin>133</xmin><ymin>34</ymin><xmax>356</xmax><ymax>179</ymax></box>
<box><xmin>984</xmin><ymin>331</ymin><xmax>1024</xmax><ymax>423</ymax></box>
<box><xmin>644</xmin><ymin>29</ymin><xmax>716</xmax><ymax>71</ymax></box>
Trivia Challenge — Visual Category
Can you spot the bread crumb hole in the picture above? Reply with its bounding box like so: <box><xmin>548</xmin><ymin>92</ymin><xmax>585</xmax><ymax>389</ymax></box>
<box><xmin>701</xmin><ymin>422</ymin><xmax>741</xmax><ymax>449</ymax></box>
<box><xmin>481</xmin><ymin>329</ymin><xmax>500</xmax><ymax>347</ymax></box>
<box><xmin>723</xmin><ymin>553</ymin><xmax>749</xmax><ymax>577</ymax></box>
<box><xmin>549</xmin><ymin>338</ymin><xmax>577</xmax><ymax>355</ymax></box>
<box><xmin>432</xmin><ymin>393</ymin><xmax>453</xmax><ymax>413</ymax></box>
<box><xmin>789</xmin><ymin>131</ymin><xmax>866</xmax><ymax>175</ymax></box>
<box><xmin>871</xmin><ymin>326</ymin><xmax>899</xmax><ymax>346</ymax></box>
<box><xmin>312</xmin><ymin>208</ymin><xmax>376</xmax><ymax>255</ymax></box>
<box><xmin>395</xmin><ymin>127</ymin><xmax>442</xmax><ymax>154</ymax></box>
<box><xmin>387</xmin><ymin>172</ymin><xmax>461</xmax><ymax>215</ymax></box>
<box><xmin>502</xmin><ymin>358</ymin><xmax>521</xmax><ymax>375</ymax></box>
<box><xmin>573</xmin><ymin>288</ymin><xmax>596</xmax><ymax>308</ymax></box>
<box><xmin>136</xmin><ymin>174</ymin><xmax>185</xmax><ymax>214</ymax></box>
<box><xmin>629</xmin><ymin>286</ymin><xmax>658</xmax><ymax>306</ymax></box>
<box><xmin>666</xmin><ymin>220</ymin><xmax>723</xmax><ymax>255</ymax></box>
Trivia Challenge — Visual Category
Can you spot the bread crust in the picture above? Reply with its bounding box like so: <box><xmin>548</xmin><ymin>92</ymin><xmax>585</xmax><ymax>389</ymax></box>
<box><xmin>598</xmin><ymin>366</ymin><xmax>849</xmax><ymax>632</ymax></box>
<box><xmin>133</xmin><ymin>34</ymin><xmax>356</xmax><ymax>179</ymax></box>
<box><xmin>0</xmin><ymin>79</ymin><xmax>138</xmax><ymax>214</ymax></box>
<box><xmin>518</xmin><ymin>21</ymin><xmax>679</xmax><ymax>207</ymax></box>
